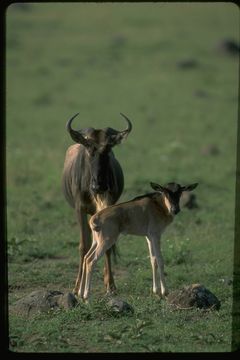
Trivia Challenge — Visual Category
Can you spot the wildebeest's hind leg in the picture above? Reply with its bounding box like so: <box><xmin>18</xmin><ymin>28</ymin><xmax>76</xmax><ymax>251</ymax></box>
<box><xmin>73</xmin><ymin>207</ymin><xmax>91</xmax><ymax>295</ymax></box>
<box><xmin>104</xmin><ymin>247</ymin><xmax>117</xmax><ymax>294</ymax></box>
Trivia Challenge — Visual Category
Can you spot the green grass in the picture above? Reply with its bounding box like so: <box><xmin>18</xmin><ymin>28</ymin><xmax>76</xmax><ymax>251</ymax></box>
<box><xmin>6</xmin><ymin>2</ymin><xmax>238</xmax><ymax>353</ymax></box>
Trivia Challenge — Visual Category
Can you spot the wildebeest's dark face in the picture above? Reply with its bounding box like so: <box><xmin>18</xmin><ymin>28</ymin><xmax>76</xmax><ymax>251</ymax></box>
<box><xmin>88</xmin><ymin>144</ymin><xmax>111</xmax><ymax>194</ymax></box>
<box><xmin>66</xmin><ymin>113</ymin><xmax>132</xmax><ymax>195</ymax></box>
<box><xmin>150</xmin><ymin>181</ymin><xmax>198</xmax><ymax>215</ymax></box>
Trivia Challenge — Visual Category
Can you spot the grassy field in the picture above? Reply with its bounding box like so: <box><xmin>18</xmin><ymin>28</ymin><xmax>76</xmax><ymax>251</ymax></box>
<box><xmin>6</xmin><ymin>2</ymin><xmax>239</xmax><ymax>353</ymax></box>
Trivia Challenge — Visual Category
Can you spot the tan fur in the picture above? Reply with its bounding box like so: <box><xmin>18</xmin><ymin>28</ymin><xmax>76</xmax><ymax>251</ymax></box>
<box><xmin>94</xmin><ymin>194</ymin><xmax>112</xmax><ymax>212</ymax></box>
<box><xmin>163</xmin><ymin>195</ymin><xmax>172</xmax><ymax>214</ymax></box>
<box><xmin>90</xmin><ymin>195</ymin><xmax>173</xmax><ymax>236</ymax></box>
<box><xmin>80</xmin><ymin>193</ymin><xmax>174</xmax><ymax>300</ymax></box>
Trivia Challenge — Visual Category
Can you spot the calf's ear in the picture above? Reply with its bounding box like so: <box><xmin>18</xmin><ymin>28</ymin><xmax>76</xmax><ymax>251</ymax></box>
<box><xmin>181</xmin><ymin>183</ymin><xmax>198</xmax><ymax>192</ymax></box>
<box><xmin>150</xmin><ymin>182</ymin><xmax>165</xmax><ymax>193</ymax></box>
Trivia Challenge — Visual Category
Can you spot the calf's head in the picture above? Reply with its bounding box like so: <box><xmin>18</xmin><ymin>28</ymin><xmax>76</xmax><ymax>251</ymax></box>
<box><xmin>150</xmin><ymin>181</ymin><xmax>198</xmax><ymax>215</ymax></box>
<box><xmin>66</xmin><ymin>113</ymin><xmax>132</xmax><ymax>194</ymax></box>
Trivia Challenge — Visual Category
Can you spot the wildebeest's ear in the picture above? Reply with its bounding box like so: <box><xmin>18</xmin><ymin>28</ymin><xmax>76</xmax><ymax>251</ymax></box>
<box><xmin>150</xmin><ymin>182</ymin><xmax>165</xmax><ymax>193</ymax></box>
<box><xmin>66</xmin><ymin>113</ymin><xmax>94</xmax><ymax>148</ymax></box>
<box><xmin>181</xmin><ymin>183</ymin><xmax>198</xmax><ymax>192</ymax></box>
<box><xmin>108</xmin><ymin>133</ymin><xmax>128</xmax><ymax>146</ymax></box>
<box><xmin>108</xmin><ymin>113</ymin><xmax>132</xmax><ymax>147</ymax></box>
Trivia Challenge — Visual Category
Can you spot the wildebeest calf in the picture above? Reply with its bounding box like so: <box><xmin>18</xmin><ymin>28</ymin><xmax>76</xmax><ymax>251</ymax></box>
<box><xmin>79</xmin><ymin>181</ymin><xmax>198</xmax><ymax>300</ymax></box>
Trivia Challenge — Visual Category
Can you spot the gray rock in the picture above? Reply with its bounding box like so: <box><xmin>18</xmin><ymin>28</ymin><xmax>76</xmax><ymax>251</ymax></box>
<box><xmin>57</xmin><ymin>292</ymin><xmax>78</xmax><ymax>308</ymax></box>
<box><xmin>167</xmin><ymin>284</ymin><xmax>221</xmax><ymax>310</ymax></box>
<box><xmin>10</xmin><ymin>290</ymin><xmax>78</xmax><ymax>317</ymax></box>
<box><xmin>106</xmin><ymin>297</ymin><xmax>134</xmax><ymax>315</ymax></box>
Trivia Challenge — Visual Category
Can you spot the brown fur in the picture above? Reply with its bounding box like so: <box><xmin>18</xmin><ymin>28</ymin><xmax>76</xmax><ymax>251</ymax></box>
<box><xmin>62</xmin><ymin>115</ymin><xmax>132</xmax><ymax>295</ymax></box>
<box><xmin>79</xmin><ymin>193</ymin><xmax>173</xmax><ymax>300</ymax></box>
<box><xmin>79</xmin><ymin>181</ymin><xmax>198</xmax><ymax>300</ymax></box>
<box><xmin>90</xmin><ymin>194</ymin><xmax>173</xmax><ymax>236</ymax></box>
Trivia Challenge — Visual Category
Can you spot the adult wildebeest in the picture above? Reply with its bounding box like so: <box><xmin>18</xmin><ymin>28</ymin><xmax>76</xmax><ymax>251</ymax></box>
<box><xmin>62</xmin><ymin>112</ymin><xmax>132</xmax><ymax>295</ymax></box>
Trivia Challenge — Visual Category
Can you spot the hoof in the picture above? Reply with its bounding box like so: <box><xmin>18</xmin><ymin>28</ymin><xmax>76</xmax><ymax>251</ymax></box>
<box><xmin>72</xmin><ymin>287</ymin><xmax>79</xmax><ymax>296</ymax></box>
<box><xmin>77</xmin><ymin>295</ymin><xmax>86</xmax><ymax>303</ymax></box>
<box><xmin>153</xmin><ymin>288</ymin><xmax>161</xmax><ymax>297</ymax></box>
<box><xmin>153</xmin><ymin>288</ymin><xmax>169</xmax><ymax>299</ymax></box>
<box><xmin>77</xmin><ymin>290</ymin><xmax>85</xmax><ymax>300</ymax></box>
<box><xmin>161</xmin><ymin>290</ymin><xmax>169</xmax><ymax>299</ymax></box>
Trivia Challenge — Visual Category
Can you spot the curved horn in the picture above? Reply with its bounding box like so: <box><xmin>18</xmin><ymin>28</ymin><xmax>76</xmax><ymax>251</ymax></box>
<box><xmin>66</xmin><ymin>113</ymin><xmax>91</xmax><ymax>147</ymax></box>
<box><xmin>119</xmin><ymin>113</ymin><xmax>132</xmax><ymax>135</ymax></box>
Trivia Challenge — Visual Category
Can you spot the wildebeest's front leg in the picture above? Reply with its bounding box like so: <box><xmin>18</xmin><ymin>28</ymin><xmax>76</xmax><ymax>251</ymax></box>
<box><xmin>73</xmin><ymin>207</ymin><xmax>91</xmax><ymax>295</ymax></box>
<box><xmin>147</xmin><ymin>233</ymin><xmax>168</xmax><ymax>298</ymax></box>
<box><xmin>104</xmin><ymin>247</ymin><xmax>117</xmax><ymax>294</ymax></box>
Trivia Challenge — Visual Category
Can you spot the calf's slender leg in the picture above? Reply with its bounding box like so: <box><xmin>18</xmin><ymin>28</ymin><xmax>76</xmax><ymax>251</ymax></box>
<box><xmin>83</xmin><ymin>247</ymin><xmax>105</xmax><ymax>300</ymax></box>
<box><xmin>104</xmin><ymin>248</ymin><xmax>117</xmax><ymax>294</ymax></box>
<box><xmin>146</xmin><ymin>236</ymin><xmax>160</xmax><ymax>295</ymax></box>
<box><xmin>83</xmin><ymin>234</ymin><xmax>116</xmax><ymax>300</ymax></box>
<box><xmin>149</xmin><ymin>234</ymin><xmax>168</xmax><ymax>297</ymax></box>
<box><xmin>79</xmin><ymin>238</ymin><xmax>97</xmax><ymax>298</ymax></box>
<box><xmin>73</xmin><ymin>208</ymin><xmax>91</xmax><ymax>295</ymax></box>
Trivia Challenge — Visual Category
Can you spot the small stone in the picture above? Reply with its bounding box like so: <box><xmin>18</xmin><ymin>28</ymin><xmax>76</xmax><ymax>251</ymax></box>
<box><xmin>106</xmin><ymin>298</ymin><xmax>134</xmax><ymax>315</ymax></box>
<box><xmin>167</xmin><ymin>284</ymin><xmax>221</xmax><ymax>310</ymax></box>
